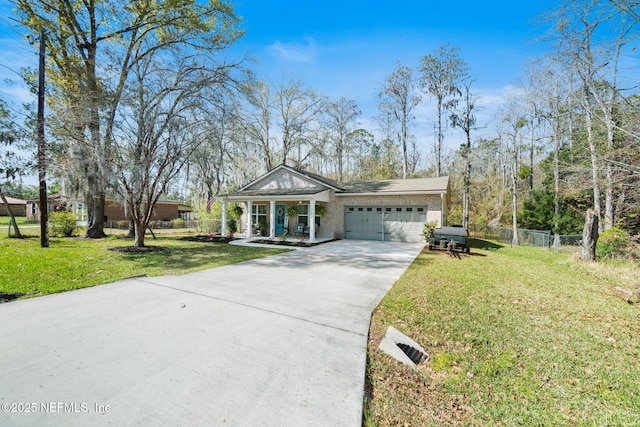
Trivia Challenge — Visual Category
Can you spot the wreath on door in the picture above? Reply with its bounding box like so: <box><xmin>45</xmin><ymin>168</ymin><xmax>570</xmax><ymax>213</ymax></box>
<box><xmin>277</xmin><ymin>207</ymin><xmax>285</xmax><ymax>217</ymax></box>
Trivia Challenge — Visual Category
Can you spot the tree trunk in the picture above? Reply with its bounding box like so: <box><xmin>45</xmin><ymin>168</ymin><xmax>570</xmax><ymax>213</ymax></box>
<box><xmin>435</xmin><ymin>98</ymin><xmax>443</xmax><ymax>177</ymax></box>
<box><xmin>126</xmin><ymin>219</ymin><xmax>135</xmax><ymax>238</ymax></box>
<box><xmin>581</xmin><ymin>209</ymin><xmax>599</xmax><ymax>261</ymax></box>
<box><xmin>85</xmin><ymin>189</ymin><xmax>107</xmax><ymax>238</ymax></box>
<box><xmin>553</xmin><ymin>124</ymin><xmax>561</xmax><ymax>253</ymax></box>
<box><xmin>462</xmin><ymin>133</ymin><xmax>471</xmax><ymax>230</ymax></box>
<box><xmin>0</xmin><ymin>191</ymin><xmax>22</xmax><ymax>238</ymax></box>
<box><xmin>134</xmin><ymin>218</ymin><xmax>147</xmax><ymax>247</ymax></box>
<box><xmin>511</xmin><ymin>157</ymin><xmax>519</xmax><ymax>246</ymax></box>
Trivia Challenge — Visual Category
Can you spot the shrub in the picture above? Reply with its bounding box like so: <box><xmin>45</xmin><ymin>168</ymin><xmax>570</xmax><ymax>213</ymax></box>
<box><xmin>596</xmin><ymin>227</ymin><xmax>633</xmax><ymax>259</ymax></box>
<box><xmin>50</xmin><ymin>211</ymin><xmax>78</xmax><ymax>237</ymax></box>
<box><xmin>172</xmin><ymin>218</ymin><xmax>186</xmax><ymax>228</ymax></box>
<box><xmin>227</xmin><ymin>218</ymin><xmax>237</xmax><ymax>234</ymax></box>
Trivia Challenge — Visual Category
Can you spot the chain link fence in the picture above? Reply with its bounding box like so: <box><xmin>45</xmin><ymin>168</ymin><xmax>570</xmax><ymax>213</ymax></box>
<box><xmin>468</xmin><ymin>224</ymin><xmax>582</xmax><ymax>252</ymax></box>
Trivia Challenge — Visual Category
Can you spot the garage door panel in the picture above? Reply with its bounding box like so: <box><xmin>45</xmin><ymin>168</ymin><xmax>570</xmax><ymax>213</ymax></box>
<box><xmin>346</xmin><ymin>206</ymin><xmax>427</xmax><ymax>243</ymax></box>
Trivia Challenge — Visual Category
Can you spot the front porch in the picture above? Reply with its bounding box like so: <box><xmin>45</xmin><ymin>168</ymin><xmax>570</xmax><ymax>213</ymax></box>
<box><xmin>221</xmin><ymin>196</ymin><xmax>331</xmax><ymax>244</ymax></box>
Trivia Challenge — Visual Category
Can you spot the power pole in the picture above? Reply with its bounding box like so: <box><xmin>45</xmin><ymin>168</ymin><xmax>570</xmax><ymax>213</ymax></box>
<box><xmin>36</xmin><ymin>28</ymin><xmax>49</xmax><ymax>248</ymax></box>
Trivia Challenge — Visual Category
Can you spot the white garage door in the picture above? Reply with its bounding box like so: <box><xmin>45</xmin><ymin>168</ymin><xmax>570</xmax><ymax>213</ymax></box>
<box><xmin>344</xmin><ymin>206</ymin><xmax>427</xmax><ymax>243</ymax></box>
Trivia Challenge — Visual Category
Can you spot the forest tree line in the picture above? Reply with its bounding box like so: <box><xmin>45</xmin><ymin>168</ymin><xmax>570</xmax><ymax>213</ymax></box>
<box><xmin>1</xmin><ymin>0</ymin><xmax>638</xmax><ymax>248</ymax></box>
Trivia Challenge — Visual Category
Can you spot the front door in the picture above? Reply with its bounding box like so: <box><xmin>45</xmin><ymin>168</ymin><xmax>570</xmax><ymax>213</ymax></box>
<box><xmin>275</xmin><ymin>204</ymin><xmax>286</xmax><ymax>235</ymax></box>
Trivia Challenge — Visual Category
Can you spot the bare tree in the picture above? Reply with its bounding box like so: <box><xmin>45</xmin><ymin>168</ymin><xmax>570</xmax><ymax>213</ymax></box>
<box><xmin>549</xmin><ymin>0</ymin><xmax>639</xmax><ymax>232</ymax></box>
<box><xmin>190</xmin><ymin>89</ymin><xmax>242</xmax><ymax>201</ymax></box>
<box><xmin>241</xmin><ymin>81</ymin><xmax>278</xmax><ymax>171</ymax></box>
<box><xmin>419</xmin><ymin>44</ymin><xmax>469</xmax><ymax>177</ymax></box>
<box><xmin>499</xmin><ymin>102</ymin><xmax>528</xmax><ymax>246</ymax></box>
<box><xmin>324</xmin><ymin>97</ymin><xmax>361</xmax><ymax>180</ymax></box>
<box><xmin>378</xmin><ymin>62</ymin><xmax>420</xmax><ymax>179</ymax></box>
<box><xmin>274</xmin><ymin>78</ymin><xmax>325</xmax><ymax>169</ymax></box>
<box><xmin>450</xmin><ymin>80</ymin><xmax>478</xmax><ymax>230</ymax></box>
<box><xmin>112</xmin><ymin>50</ymin><xmax>233</xmax><ymax>247</ymax></box>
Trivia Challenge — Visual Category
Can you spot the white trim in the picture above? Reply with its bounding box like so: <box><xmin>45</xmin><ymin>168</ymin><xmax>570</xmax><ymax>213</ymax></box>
<box><xmin>269</xmin><ymin>200</ymin><xmax>276</xmax><ymax>238</ymax></box>
<box><xmin>224</xmin><ymin>189</ymin><xmax>332</xmax><ymax>203</ymax></box>
<box><xmin>238</xmin><ymin>164</ymin><xmax>343</xmax><ymax>192</ymax></box>
<box><xmin>221</xmin><ymin>201</ymin><xmax>227</xmax><ymax>236</ymax></box>
<box><xmin>336</xmin><ymin>190</ymin><xmax>446</xmax><ymax>197</ymax></box>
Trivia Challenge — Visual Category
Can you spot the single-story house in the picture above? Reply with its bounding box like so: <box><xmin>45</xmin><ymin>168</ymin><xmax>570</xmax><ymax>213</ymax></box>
<box><xmin>27</xmin><ymin>194</ymin><xmax>193</xmax><ymax>224</ymax></box>
<box><xmin>0</xmin><ymin>196</ymin><xmax>27</xmax><ymax>216</ymax></box>
<box><xmin>26</xmin><ymin>193</ymin><xmax>68</xmax><ymax>222</ymax></box>
<box><xmin>103</xmin><ymin>198</ymin><xmax>194</xmax><ymax>223</ymax></box>
<box><xmin>221</xmin><ymin>164</ymin><xmax>450</xmax><ymax>243</ymax></box>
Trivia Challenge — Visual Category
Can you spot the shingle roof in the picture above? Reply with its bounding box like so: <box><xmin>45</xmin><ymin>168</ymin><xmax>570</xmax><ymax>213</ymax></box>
<box><xmin>2</xmin><ymin>197</ymin><xmax>27</xmax><ymax>205</ymax></box>
<box><xmin>341</xmin><ymin>176</ymin><xmax>449</xmax><ymax>194</ymax></box>
<box><xmin>223</xmin><ymin>164</ymin><xmax>449</xmax><ymax>198</ymax></box>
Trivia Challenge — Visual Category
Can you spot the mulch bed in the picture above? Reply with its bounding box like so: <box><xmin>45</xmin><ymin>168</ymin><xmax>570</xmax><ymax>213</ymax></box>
<box><xmin>178</xmin><ymin>235</ymin><xmax>234</xmax><ymax>243</ymax></box>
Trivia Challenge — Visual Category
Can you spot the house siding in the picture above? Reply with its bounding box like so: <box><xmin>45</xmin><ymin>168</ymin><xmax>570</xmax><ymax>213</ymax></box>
<box><xmin>334</xmin><ymin>194</ymin><xmax>444</xmax><ymax>239</ymax></box>
<box><xmin>0</xmin><ymin>203</ymin><xmax>26</xmax><ymax>216</ymax></box>
<box><xmin>249</xmin><ymin>169</ymin><xmax>324</xmax><ymax>191</ymax></box>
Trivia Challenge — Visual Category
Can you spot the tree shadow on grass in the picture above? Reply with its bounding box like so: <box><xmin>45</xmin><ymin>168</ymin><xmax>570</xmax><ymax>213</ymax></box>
<box><xmin>469</xmin><ymin>238</ymin><xmax>504</xmax><ymax>251</ymax></box>
<box><xmin>115</xmin><ymin>242</ymin><xmax>284</xmax><ymax>273</ymax></box>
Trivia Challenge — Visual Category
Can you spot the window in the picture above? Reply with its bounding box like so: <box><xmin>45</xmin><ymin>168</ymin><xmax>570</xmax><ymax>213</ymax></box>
<box><xmin>297</xmin><ymin>204</ymin><xmax>320</xmax><ymax>227</ymax></box>
<box><xmin>417</xmin><ymin>207</ymin><xmax>424</xmax><ymax>212</ymax></box>
<box><xmin>366</xmin><ymin>208</ymin><xmax>372</xmax><ymax>212</ymax></box>
<box><xmin>406</xmin><ymin>208</ymin><xmax>413</xmax><ymax>212</ymax></box>
<box><xmin>252</xmin><ymin>204</ymin><xmax>267</xmax><ymax>225</ymax></box>
<box><xmin>297</xmin><ymin>204</ymin><xmax>309</xmax><ymax>226</ymax></box>
<box><xmin>376</xmin><ymin>208</ymin><xmax>382</xmax><ymax>212</ymax></box>
<box><xmin>385</xmin><ymin>207</ymin><xmax>392</xmax><ymax>212</ymax></box>
<box><xmin>396</xmin><ymin>208</ymin><xmax>402</xmax><ymax>212</ymax></box>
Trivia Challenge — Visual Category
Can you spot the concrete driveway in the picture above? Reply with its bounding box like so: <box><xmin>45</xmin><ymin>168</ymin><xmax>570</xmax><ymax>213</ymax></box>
<box><xmin>0</xmin><ymin>240</ymin><xmax>423</xmax><ymax>427</ymax></box>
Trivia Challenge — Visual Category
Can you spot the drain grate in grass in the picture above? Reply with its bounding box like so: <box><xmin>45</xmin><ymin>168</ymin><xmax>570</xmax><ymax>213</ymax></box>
<box><xmin>396</xmin><ymin>342</ymin><xmax>428</xmax><ymax>365</ymax></box>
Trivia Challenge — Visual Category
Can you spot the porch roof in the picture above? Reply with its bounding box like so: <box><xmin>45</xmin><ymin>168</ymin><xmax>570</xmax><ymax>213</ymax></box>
<box><xmin>224</xmin><ymin>188</ymin><xmax>332</xmax><ymax>202</ymax></box>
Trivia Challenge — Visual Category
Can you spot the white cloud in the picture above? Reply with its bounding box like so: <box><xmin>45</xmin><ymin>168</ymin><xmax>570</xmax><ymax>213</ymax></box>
<box><xmin>266</xmin><ymin>37</ymin><xmax>317</xmax><ymax>63</ymax></box>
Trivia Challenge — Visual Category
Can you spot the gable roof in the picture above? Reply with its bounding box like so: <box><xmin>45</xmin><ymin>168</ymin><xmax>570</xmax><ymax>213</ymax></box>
<box><xmin>223</xmin><ymin>164</ymin><xmax>449</xmax><ymax>199</ymax></box>
<box><xmin>237</xmin><ymin>164</ymin><xmax>344</xmax><ymax>192</ymax></box>
<box><xmin>2</xmin><ymin>197</ymin><xmax>27</xmax><ymax>205</ymax></box>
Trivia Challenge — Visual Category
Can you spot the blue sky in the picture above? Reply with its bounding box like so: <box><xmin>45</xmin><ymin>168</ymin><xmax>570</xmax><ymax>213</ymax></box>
<box><xmin>229</xmin><ymin>0</ymin><xmax>556</xmax><ymax>159</ymax></box>
<box><xmin>1</xmin><ymin>0</ymin><xmax>556</xmax><ymax>167</ymax></box>
<box><xmin>232</xmin><ymin>1</ymin><xmax>553</xmax><ymax>101</ymax></box>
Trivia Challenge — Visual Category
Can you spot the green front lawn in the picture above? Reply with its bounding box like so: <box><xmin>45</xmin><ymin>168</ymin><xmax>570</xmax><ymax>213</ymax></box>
<box><xmin>0</xmin><ymin>235</ymin><xmax>287</xmax><ymax>297</ymax></box>
<box><xmin>365</xmin><ymin>240</ymin><xmax>640</xmax><ymax>426</ymax></box>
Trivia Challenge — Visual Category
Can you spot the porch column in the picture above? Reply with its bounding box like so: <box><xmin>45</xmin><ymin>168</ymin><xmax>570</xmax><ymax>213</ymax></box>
<box><xmin>269</xmin><ymin>199</ymin><xmax>276</xmax><ymax>239</ymax></box>
<box><xmin>246</xmin><ymin>200</ymin><xmax>253</xmax><ymax>238</ymax></box>
<box><xmin>221</xmin><ymin>199</ymin><xmax>227</xmax><ymax>236</ymax></box>
<box><xmin>309</xmin><ymin>199</ymin><xmax>316</xmax><ymax>243</ymax></box>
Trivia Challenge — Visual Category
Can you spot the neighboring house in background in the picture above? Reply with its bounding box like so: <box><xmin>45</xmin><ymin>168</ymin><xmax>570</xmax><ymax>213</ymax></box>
<box><xmin>26</xmin><ymin>193</ymin><xmax>69</xmax><ymax>222</ymax></box>
<box><xmin>103</xmin><ymin>198</ymin><xmax>194</xmax><ymax>223</ymax></box>
<box><xmin>27</xmin><ymin>194</ymin><xmax>193</xmax><ymax>223</ymax></box>
<box><xmin>0</xmin><ymin>196</ymin><xmax>27</xmax><ymax>216</ymax></box>
<box><xmin>221</xmin><ymin>164</ymin><xmax>450</xmax><ymax>243</ymax></box>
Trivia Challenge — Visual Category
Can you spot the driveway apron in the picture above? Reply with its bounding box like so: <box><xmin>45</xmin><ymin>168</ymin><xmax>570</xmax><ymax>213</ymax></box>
<box><xmin>0</xmin><ymin>240</ymin><xmax>423</xmax><ymax>427</ymax></box>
